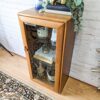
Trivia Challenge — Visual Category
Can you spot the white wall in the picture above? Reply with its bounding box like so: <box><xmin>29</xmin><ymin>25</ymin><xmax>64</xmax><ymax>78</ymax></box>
<box><xmin>0</xmin><ymin>0</ymin><xmax>35</xmax><ymax>56</ymax></box>
<box><xmin>70</xmin><ymin>0</ymin><xmax>100</xmax><ymax>87</ymax></box>
<box><xmin>0</xmin><ymin>0</ymin><xmax>100</xmax><ymax>87</ymax></box>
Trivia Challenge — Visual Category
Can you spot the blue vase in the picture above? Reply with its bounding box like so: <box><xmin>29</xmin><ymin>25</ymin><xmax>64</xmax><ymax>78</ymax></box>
<box><xmin>35</xmin><ymin>0</ymin><xmax>44</xmax><ymax>11</ymax></box>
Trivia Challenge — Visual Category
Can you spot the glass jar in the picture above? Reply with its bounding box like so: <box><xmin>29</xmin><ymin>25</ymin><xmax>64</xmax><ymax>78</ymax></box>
<box><xmin>37</xmin><ymin>27</ymin><xmax>48</xmax><ymax>38</ymax></box>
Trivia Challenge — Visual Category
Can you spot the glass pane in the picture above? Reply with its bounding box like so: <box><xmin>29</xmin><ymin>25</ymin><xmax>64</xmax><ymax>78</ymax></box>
<box><xmin>24</xmin><ymin>23</ymin><xmax>57</xmax><ymax>87</ymax></box>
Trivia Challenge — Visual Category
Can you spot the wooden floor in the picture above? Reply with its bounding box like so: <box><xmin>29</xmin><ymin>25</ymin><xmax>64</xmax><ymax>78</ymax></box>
<box><xmin>0</xmin><ymin>48</ymin><xmax>100</xmax><ymax>100</ymax></box>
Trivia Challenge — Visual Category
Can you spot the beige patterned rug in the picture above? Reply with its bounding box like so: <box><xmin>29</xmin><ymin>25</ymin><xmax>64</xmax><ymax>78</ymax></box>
<box><xmin>0</xmin><ymin>71</ymin><xmax>52</xmax><ymax>100</ymax></box>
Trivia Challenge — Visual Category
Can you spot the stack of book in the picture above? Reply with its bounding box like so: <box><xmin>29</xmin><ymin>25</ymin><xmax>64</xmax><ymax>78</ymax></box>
<box><xmin>33</xmin><ymin>47</ymin><xmax>55</xmax><ymax>65</ymax></box>
<box><xmin>45</xmin><ymin>4</ymin><xmax>72</xmax><ymax>16</ymax></box>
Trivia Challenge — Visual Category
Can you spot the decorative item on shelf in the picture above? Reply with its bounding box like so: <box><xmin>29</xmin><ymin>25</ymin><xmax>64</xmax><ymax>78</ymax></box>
<box><xmin>37</xmin><ymin>27</ymin><xmax>50</xmax><ymax>54</ymax></box>
<box><xmin>36</xmin><ymin>0</ymin><xmax>84</xmax><ymax>32</ymax></box>
<box><xmin>35</xmin><ymin>0</ymin><xmax>48</xmax><ymax>12</ymax></box>
<box><xmin>47</xmin><ymin>0</ymin><xmax>84</xmax><ymax>32</ymax></box>
<box><xmin>48</xmin><ymin>0</ymin><xmax>84</xmax><ymax>32</ymax></box>
<box><xmin>61</xmin><ymin>0</ymin><xmax>66</xmax><ymax>4</ymax></box>
<box><xmin>48</xmin><ymin>0</ymin><xmax>62</xmax><ymax>5</ymax></box>
<box><xmin>32</xmin><ymin>62</ymin><xmax>38</xmax><ymax>76</ymax></box>
<box><xmin>47</xmin><ymin>63</ymin><xmax>55</xmax><ymax>82</ymax></box>
<box><xmin>51</xmin><ymin>41</ymin><xmax>56</xmax><ymax>50</ymax></box>
<box><xmin>35</xmin><ymin>0</ymin><xmax>44</xmax><ymax>11</ymax></box>
<box><xmin>37</xmin><ymin>27</ymin><xmax>48</xmax><ymax>39</ymax></box>
<box><xmin>51</xmin><ymin>29</ymin><xmax>56</xmax><ymax>42</ymax></box>
<box><xmin>42</xmin><ymin>44</ymin><xmax>50</xmax><ymax>54</ymax></box>
<box><xmin>33</xmin><ymin>46</ymin><xmax>55</xmax><ymax>65</ymax></box>
<box><xmin>51</xmin><ymin>29</ymin><xmax>56</xmax><ymax>50</ymax></box>
<box><xmin>48</xmin><ymin>0</ymin><xmax>54</xmax><ymax>5</ymax></box>
<box><xmin>45</xmin><ymin>0</ymin><xmax>71</xmax><ymax>15</ymax></box>
<box><xmin>36</xmin><ymin>61</ymin><xmax>46</xmax><ymax>79</ymax></box>
<box><xmin>46</xmin><ymin>4</ymin><xmax>70</xmax><ymax>11</ymax></box>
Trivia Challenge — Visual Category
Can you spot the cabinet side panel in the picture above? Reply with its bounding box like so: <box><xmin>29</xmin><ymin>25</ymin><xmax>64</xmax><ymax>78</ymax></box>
<box><xmin>63</xmin><ymin>20</ymin><xmax>75</xmax><ymax>75</ymax></box>
<box><xmin>55</xmin><ymin>24</ymin><xmax>65</xmax><ymax>92</ymax></box>
<box><xmin>60</xmin><ymin>19</ymin><xmax>75</xmax><ymax>93</ymax></box>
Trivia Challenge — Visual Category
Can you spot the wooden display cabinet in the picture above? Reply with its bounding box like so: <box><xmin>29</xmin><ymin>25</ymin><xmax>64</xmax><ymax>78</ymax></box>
<box><xmin>18</xmin><ymin>8</ymin><xmax>75</xmax><ymax>93</ymax></box>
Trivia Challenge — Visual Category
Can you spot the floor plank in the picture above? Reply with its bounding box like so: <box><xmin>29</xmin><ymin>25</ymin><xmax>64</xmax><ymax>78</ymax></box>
<box><xmin>0</xmin><ymin>48</ymin><xmax>100</xmax><ymax>100</ymax></box>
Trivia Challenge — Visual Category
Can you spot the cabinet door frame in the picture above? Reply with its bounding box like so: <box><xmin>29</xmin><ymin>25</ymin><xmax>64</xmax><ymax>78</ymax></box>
<box><xmin>18</xmin><ymin>15</ymin><xmax>65</xmax><ymax>92</ymax></box>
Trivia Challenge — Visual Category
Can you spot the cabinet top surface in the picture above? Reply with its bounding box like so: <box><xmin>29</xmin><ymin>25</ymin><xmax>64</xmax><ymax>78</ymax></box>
<box><xmin>18</xmin><ymin>8</ymin><xmax>72</xmax><ymax>23</ymax></box>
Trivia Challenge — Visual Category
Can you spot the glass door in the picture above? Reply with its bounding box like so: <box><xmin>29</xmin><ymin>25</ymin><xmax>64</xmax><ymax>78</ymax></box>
<box><xmin>24</xmin><ymin>23</ymin><xmax>57</xmax><ymax>87</ymax></box>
